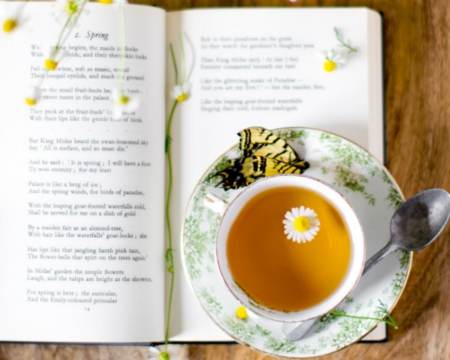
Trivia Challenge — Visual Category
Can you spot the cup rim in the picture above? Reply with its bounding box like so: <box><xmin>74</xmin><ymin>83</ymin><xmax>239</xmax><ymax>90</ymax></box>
<box><xmin>215</xmin><ymin>174</ymin><xmax>366</xmax><ymax>323</ymax></box>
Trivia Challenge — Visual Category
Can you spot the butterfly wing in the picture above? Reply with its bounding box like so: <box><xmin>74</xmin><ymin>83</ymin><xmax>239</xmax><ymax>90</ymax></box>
<box><xmin>212</xmin><ymin>158</ymin><xmax>248</xmax><ymax>190</ymax></box>
<box><xmin>214</xmin><ymin>156</ymin><xmax>309</xmax><ymax>191</ymax></box>
<box><xmin>238</xmin><ymin>127</ymin><xmax>300</xmax><ymax>164</ymax></box>
<box><xmin>212</xmin><ymin>127</ymin><xmax>309</xmax><ymax>191</ymax></box>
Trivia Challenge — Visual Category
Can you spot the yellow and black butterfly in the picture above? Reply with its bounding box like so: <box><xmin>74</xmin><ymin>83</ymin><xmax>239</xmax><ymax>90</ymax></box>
<box><xmin>212</xmin><ymin>127</ymin><xmax>309</xmax><ymax>190</ymax></box>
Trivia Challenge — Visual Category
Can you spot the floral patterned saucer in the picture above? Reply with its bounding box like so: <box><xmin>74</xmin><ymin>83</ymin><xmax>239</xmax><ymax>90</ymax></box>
<box><xmin>181</xmin><ymin>127</ymin><xmax>411</xmax><ymax>357</ymax></box>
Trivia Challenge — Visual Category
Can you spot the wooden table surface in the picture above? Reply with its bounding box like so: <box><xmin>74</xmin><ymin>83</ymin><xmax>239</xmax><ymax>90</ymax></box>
<box><xmin>3</xmin><ymin>0</ymin><xmax>450</xmax><ymax>359</ymax></box>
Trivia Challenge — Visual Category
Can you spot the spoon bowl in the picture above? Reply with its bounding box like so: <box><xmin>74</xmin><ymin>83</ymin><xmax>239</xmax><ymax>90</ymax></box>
<box><xmin>391</xmin><ymin>188</ymin><xmax>450</xmax><ymax>251</ymax></box>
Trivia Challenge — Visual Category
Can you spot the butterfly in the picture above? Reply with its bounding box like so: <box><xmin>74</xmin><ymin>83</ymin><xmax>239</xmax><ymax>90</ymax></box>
<box><xmin>212</xmin><ymin>127</ymin><xmax>309</xmax><ymax>190</ymax></box>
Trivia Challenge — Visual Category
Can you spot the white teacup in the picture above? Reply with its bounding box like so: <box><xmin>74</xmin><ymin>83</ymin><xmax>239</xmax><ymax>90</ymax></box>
<box><xmin>205</xmin><ymin>174</ymin><xmax>365</xmax><ymax>323</ymax></box>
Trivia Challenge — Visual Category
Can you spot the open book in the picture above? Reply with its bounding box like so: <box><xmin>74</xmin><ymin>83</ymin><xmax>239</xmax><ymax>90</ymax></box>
<box><xmin>0</xmin><ymin>3</ymin><xmax>383</xmax><ymax>344</ymax></box>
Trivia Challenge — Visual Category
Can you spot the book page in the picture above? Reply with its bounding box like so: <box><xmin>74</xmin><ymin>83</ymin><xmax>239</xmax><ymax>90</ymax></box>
<box><xmin>0</xmin><ymin>3</ymin><xmax>166</xmax><ymax>343</ymax></box>
<box><xmin>166</xmin><ymin>8</ymin><xmax>383</xmax><ymax>341</ymax></box>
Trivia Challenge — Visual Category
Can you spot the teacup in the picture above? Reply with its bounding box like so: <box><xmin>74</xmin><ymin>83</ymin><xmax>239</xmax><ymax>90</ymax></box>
<box><xmin>205</xmin><ymin>174</ymin><xmax>365</xmax><ymax>323</ymax></box>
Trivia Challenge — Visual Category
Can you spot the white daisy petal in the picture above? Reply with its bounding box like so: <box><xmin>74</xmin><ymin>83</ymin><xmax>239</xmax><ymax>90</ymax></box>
<box><xmin>148</xmin><ymin>347</ymin><xmax>161</xmax><ymax>356</ymax></box>
<box><xmin>316</xmin><ymin>51</ymin><xmax>328</xmax><ymax>60</ymax></box>
<box><xmin>112</xmin><ymin>106</ymin><xmax>123</xmax><ymax>120</ymax></box>
<box><xmin>182</xmin><ymin>82</ymin><xmax>192</xmax><ymax>93</ymax></box>
<box><xmin>283</xmin><ymin>206</ymin><xmax>320</xmax><ymax>243</ymax></box>
<box><xmin>286</xmin><ymin>213</ymin><xmax>295</xmax><ymax>221</ymax></box>
<box><xmin>125</xmin><ymin>97</ymin><xmax>140</xmax><ymax>112</ymax></box>
<box><xmin>171</xmin><ymin>85</ymin><xmax>182</xmax><ymax>98</ymax></box>
<box><xmin>148</xmin><ymin>345</ymin><xmax>182</xmax><ymax>360</ymax></box>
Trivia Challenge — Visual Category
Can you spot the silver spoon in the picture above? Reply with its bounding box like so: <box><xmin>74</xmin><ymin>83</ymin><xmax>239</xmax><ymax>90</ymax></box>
<box><xmin>282</xmin><ymin>188</ymin><xmax>450</xmax><ymax>342</ymax></box>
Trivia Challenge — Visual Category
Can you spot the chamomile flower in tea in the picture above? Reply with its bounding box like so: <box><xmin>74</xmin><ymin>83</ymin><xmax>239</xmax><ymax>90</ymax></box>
<box><xmin>318</xmin><ymin>50</ymin><xmax>345</xmax><ymax>72</ymax></box>
<box><xmin>283</xmin><ymin>206</ymin><xmax>320</xmax><ymax>243</ymax></box>
<box><xmin>171</xmin><ymin>82</ymin><xmax>191</xmax><ymax>102</ymax></box>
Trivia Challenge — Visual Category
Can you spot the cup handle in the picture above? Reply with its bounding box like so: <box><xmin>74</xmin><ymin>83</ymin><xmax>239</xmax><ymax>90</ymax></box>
<box><xmin>204</xmin><ymin>193</ymin><xmax>229</xmax><ymax>216</ymax></box>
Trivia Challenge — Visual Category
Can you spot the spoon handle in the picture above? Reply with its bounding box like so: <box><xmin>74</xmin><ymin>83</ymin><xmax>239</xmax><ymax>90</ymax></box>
<box><xmin>282</xmin><ymin>318</ymin><xmax>317</xmax><ymax>342</ymax></box>
<box><xmin>362</xmin><ymin>242</ymin><xmax>394</xmax><ymax>275</ymax></box>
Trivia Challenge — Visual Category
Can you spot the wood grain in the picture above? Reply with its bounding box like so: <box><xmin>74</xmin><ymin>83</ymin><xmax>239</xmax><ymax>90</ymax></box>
<box><xmin>2</xmin><ymin>0</ymin><xmax>450</xmax><ymax>359</ymax></box>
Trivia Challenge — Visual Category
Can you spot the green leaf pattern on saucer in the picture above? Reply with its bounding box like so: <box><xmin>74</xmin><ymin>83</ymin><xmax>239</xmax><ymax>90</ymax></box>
<box><xmin>182</xmin><ymin>128</ymin><xmax>411</xmax><ymax>358</ymax></box>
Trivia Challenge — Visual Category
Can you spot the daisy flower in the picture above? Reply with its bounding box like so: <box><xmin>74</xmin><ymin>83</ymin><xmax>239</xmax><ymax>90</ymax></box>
<box><xmin>236</xmin><ymin>305</ymin><xmax>248</xmax><ymax>320</ymax></box>
<box><xmin>235</xmin><ymin>305</ymin><xmax>259</xmax><ymax>321</ymax></box>
<box><xmin>52</xmin><ymin>0</ymin><xmax>88</xmax><ymax>28</ymax></box>
<box><xmin>2</xmin><ymin>2</ymin><xmax>25</xmax><ymax>33</ymax></box>
<box><xmin>3</xmin><ymin>18</ymin><xmax>17</xmax><ymax>33</ymax></box>
<box><xmin>25</xmin><ymin>86</ymin><xmax>41</xmax><ymax>107</ymax></box>
<box><xmin>148</xmin><ymin>345</ymin><xmax>181</xmax><ymax>360</ymax></box>
<box><xmin>56</xmin><ymin>0</ymin><xmax>81</xmax><ymax>15</ymax></box>
<box><xmin>44</xmin><ymin>46</ymin><xmax>68</xmax><ymax>71</ymax></box>
<box><xmin>97</xmin><ymin>0</ymin><xmax>128</xmax><ymax>5</ymax></box>
<box><xmin>112</xmin><ymin>88</ymin><xmax>140</xmax><ymax>119</ymax></box>
<box><xmin>318</xmin><ymin>50</ymin><xmax>346</xmax><ymax>72</ymax></box>
<box><xmin>283</xmin><ymin>206</ymin><xmax>320</xmax><ymax>243</ymax></box>
<box><xmin>171</xmin><ymin>82</ymin><xmax>191</xmax><ymax>102</ymax></box>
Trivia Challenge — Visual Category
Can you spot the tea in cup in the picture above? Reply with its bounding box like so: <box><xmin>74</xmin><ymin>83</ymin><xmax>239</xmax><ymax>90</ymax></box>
<box><xmin>206</xmin><ymin>174</ymin><xmax>365</xmax><ymax>322</ymax></box>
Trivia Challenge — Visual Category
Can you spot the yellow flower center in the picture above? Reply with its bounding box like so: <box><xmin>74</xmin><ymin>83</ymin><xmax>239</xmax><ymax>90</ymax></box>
<box><xmin>324</xmin><ymin>60</ymin><xmax>337</xmax><ymax>72</ymax></box>
<box><xmin>45</xmin><ymin>59</ymin><xmax>59</xmax><ymax>71</ymax></box>
<box><xmin>25</xmin><ymin>98</ymin><xmax>37</xmax><ymax>106</ymax></box>
<box><xmin>117</xmin><ymin>95</ymin><xmax>130</xmax><ymax>106</ymax></box>
<box><xmin>97</xmin><ymin>0</ymin><xmax>114</xmax><ymax>4</ymax></box>
<box><xmin>3</xmin><ymin>19</ymin><xmax>17</xmax><ymax>33</ymax></box>
<box><xmin>236</xmin><ymin>305</ymin><xmax>248</xmax><ymax>320</ymax></box>
<box><xmin>176</xmin><ymin>93</ymin><xmax>188</xmax><ymax>102</ymax></box>
<box><xmin>293</xmin><ymin>216</ymin><xmax>310</xmax><ymax>232</ymax></box>
<box><xmin>64</xmin><ymin>1</ymin><xmax>78</xmax><ymax>15</ymax></box>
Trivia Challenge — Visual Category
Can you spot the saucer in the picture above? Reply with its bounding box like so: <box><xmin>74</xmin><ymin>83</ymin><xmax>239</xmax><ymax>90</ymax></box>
<box><xmin>181</xmin><ymin>127</ymin><xmax>411</xmax><ymax>357</ymax></box>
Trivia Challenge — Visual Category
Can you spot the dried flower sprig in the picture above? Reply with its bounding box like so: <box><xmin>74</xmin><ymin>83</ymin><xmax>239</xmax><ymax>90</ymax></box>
<box><xmin>326</xmin><ymin>300</ymin><xmax>398</xmax><ymax>329</ymax></box>
<box><xmin>334</xmin><ymin>27</ymin><xmax>357</xmax><ymax>54</ymax></box>
<box><xmin>318</xmin><ymin>28</ymin><xmax>357</xmax><ymax>72</ymax></box>
<box><xmin>45</xmin><ymin>0</ymin><xmax>87</xmax><ymax>71</ymax></box>
<box><xmin>24</xmin><ymin>0</ymin><xmax>88</xmax><ymax>106</ymax></box>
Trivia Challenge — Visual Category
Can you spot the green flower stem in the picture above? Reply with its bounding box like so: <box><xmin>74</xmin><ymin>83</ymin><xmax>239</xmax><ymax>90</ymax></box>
<box><xmin>51</xmin><ymin>0</ymin><xmax>87</xmax><ymax>60</ymax></box>
<box><xmin>334</xmin><ymin>27</ymin><xmax>357</xmax><ymax>53</ymax></box>
<box><xmin>170</xmin><ymin>44</ymin><xmax>178</xmax><ymax>85</ymax></box>
<box><xmin>179</xmin><ymin>33</ymin><xmax>186</xmax><ymax>84</ymax></box>
<box><xmin>330</xmin><ymin>310</ymin><xmax>398</xmax><ymax>329</ymax></box>
<box><xmin>51</xmin><ymin>13</ymin><xmax>74</xmax><ymax>59</ymax></box>
<box><xmin>164</xmin><ymin>99</ymin><xmax>179</xmax><ymax>350</ymax></box>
